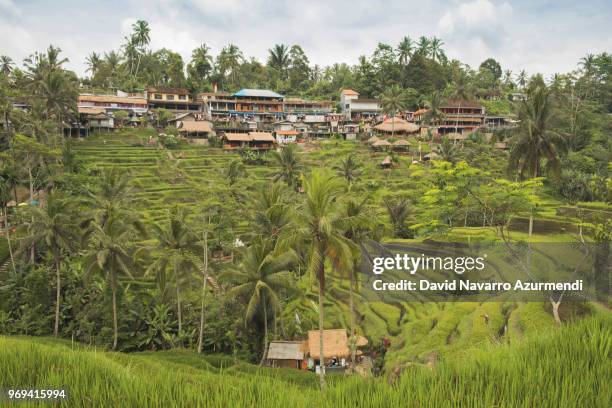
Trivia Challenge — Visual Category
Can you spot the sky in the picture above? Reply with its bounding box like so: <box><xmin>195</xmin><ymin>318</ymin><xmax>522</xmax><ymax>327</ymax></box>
<box><xmin>1</xmin><ymin>0</ymin><xmax>611</xmax><ymax>78</ymax></box>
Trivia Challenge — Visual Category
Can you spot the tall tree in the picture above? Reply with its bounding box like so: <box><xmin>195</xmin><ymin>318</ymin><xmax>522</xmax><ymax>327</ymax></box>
<box><xmin>334</xmin><ymin>155</ymin><xmax>362</xmax><ymax>191</ymax></box>
<box><xmin>299</xmin><ymin>169</ymin><xmax>354</xmax><ymax>389</ymax></box>
<box><xmin>508</xmin><ymin>85</ymin><xmax>565</xmax><ymax>179</ymax></box>
<box><xmin>148</xmin><ymin>207</ymin><xmax>199</xmax><ymax>334</ymax></box>
<box><xmin>381</xmin><ymin>85</ymin><xmax>407</xmax><ymax>136</ymax></box>
<box><xmin>397</xmin><ymin>36</ymin><xmax>413</xmax><ymax>66</ymax></box>
<box><xmin>222</xmin><ymin>237</ymin><xmax>294</xmax><ymax>365</ymax></box>
<box><xmin>423</xmin><ymin>91</ymin><xmax>445</xmax><ymax>132</ymax></box>
<box><xmin>430</xmin><ymin>37</ymin><xmax>445</xmax><ymax>62</ymax></box>
<box><xmin>85</xmin><ymin>52</ymin><xmax>102</xmax><ymax>77</ymax></box>
<box><xmin>0</xmin><ymin>55</ymin><xmax>14</xmax><ymax>76</ymax></box>
<box><xmin>22</xmin><ymin>195</ymin><xmax>78</xmax><ymax>336</ymax></box>
<box><xmin>270</xmin><ymin>144</ymin><xmax>302</xmax><ymax>188</ymax></box>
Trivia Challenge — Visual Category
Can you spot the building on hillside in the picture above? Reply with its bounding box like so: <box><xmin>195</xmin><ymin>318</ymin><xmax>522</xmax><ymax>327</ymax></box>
<box><xmin>232</xmin><ymin>89</ymin><xmax>284</xmax><ymax>122</ymax></box>
<box><xmin>340</xmin><ymin>89</ymin><xmax>381</xmax><ymax>121</ymax></box>
<box><xmin>198</xmin><ymin>92</ymin><xmax>235</xmax><ymax>119</ymax></box>
<box><xmin>146</xmin><ymin>86</ymin><xmax>202</xmax><ymax>112</ymax></box>
<box><xmin>167</xmin><ymin>112</ymin><xmax>214</xmax><ymax>139</ymax></box>
<box><xmin>222</xmin><ymin>131</ymin><xmax>277</xmax><ymax>150</ymax></box>
<box><xmin>413</xmin><ymin>99</ymin><xmax>485</xmax><ymax>135</ymax></box>
<box><xmin>284</xmin><ymin>98</ymin><xmax>333</xmax><ymax>116</ymax></box>
<box><xmin>266</xmin><ymin>341</ymin><xmax>307</xmax><ymax>369</ymax></box>
<box><xmin>77</xmin><ymin>93</ymin><xmax>148</xmax><ymax>116</ymax></box>
<box><xmin>483</xmin><ymin>115</ymin><xmax>518</xmax><ymax>130</ymax></box>
<box><xmin>340</xmin><ymin>123</ymin><xmax>359</xmax><ymax>140</ymax></box>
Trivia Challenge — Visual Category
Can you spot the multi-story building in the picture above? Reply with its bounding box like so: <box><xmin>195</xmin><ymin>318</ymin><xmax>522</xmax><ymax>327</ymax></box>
<box><xmin>283</xmin><ymin>98</ymin><xmax>333</xmax><ymax>116</ymax></box>
<box><xmin>77</xmin><ymin>92</ymin><xmax>148</xmax><ymax>115</ymax></box>
<box><xmin>146</xmin><ymin>86</ymin><xmax>202</xmax><ymax>112</ymax></box>
<box><xmin>340</xmin><ymin>89</ymin><xmax>381</xmax><ymax>120</ymax></box>
<box><xmin>413</xmin><ymin>99</ymin><xmax>485</xmax><ymax>135</ymax></box>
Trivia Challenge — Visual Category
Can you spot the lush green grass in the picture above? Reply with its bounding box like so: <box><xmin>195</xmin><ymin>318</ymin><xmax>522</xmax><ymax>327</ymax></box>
<box><xmin>1</xmin><ymin>312</ymin><xmax>609</xmax><ymax>407</ymax></box>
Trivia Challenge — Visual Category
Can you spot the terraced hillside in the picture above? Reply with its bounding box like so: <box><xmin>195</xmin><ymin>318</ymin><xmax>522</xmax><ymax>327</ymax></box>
<box><xmin>71</xmin><ymin>129</ymin><xmax>603</xmax><ymax>372</ymax></box>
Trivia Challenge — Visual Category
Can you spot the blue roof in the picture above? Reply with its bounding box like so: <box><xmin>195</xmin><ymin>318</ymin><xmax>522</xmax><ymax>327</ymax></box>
<box><xmin>233</xmin><ymin>89</ymin><xmax>284</xmax><ymax>98</ymax></box>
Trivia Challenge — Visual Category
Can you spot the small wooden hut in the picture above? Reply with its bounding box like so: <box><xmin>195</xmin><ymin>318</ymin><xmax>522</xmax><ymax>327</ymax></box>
<box><xmin>381</xmin><ymin>155</ymin><xmax>393</xmax><ymax>168</ymax></box>
<box><xmin>266</xmin><ymin>341</ymin><xmax>306</xmax><ymax>369</ymax></box>
<box><xmin>371</xmin><ymin>139</ymin><xmax>391</xmax><ymax>150</ymax></box>
<box><xmin>374</xmin><ymin>117</ymin><xmax>419</xmax><ymax>134</ymax></box>
<box><xmin>392</xmin><ymin>139</ymin><xmax>411</xmax><ymax>151</ymax></box>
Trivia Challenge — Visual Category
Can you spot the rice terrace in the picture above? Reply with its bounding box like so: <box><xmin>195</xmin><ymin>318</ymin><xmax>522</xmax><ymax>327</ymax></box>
<box><xmin>0</xmin><ymin>1</ymin><xmax>610</xmax><ymax>407</ymax></box>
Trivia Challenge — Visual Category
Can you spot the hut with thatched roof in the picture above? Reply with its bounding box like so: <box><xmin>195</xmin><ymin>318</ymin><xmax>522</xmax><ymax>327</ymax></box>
<box><xmin>392</xmin><ymin>139</ymin><xmax>411</xmax><ymax>151</ymax></box>
<box><xmin>366</xmin><ymin>135</ymin><xmax>380</xmax><ymax>144</ymax></box>
<box><xmin>266</xmin><ymin>341</ymin><xmax>307</xmax><ymax>369</ymax></box>
<box><xmin>374</xmin><ymin>117</ymin><xmax>419</xmax><ymax>134</ymax></box>
<box><xmin>423</xmin><ymin>151</ymin><xmax>441</xmax><ymax>161</ymax></box>
<box><xmin>445</xmin><ymin>132</ymin><xmax>468</xmax><ymax>142</ymax></box>
<box><xmin>381</xmin><ymin>155</ymin><xmax>393</xmax><ymax>168</ymax></box>
<box><xmin>371</xmin><ymin>139</ymin><xmax>392</xmax><ymax>150</ymax></box>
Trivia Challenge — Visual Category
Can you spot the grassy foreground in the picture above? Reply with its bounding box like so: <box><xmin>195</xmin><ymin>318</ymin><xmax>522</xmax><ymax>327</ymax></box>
<box><xmin>1</xmin><ymin>313</ymin><xmax>610</xmax><ymax>407</ymax></box>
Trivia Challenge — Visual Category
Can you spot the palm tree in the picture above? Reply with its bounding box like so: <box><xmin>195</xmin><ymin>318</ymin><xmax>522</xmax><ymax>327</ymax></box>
<box><xmin>397</xmin><ymin>36</ymin><xmax>413</xmax><ymax>65</ymax></box>
<box><xmin>508</xmin><ymin>85</ymin><xmax>564</xmax><ymax>179</ymax></box>
<box><xmin>270</xmin><ymin>144</ymin><xmax>302</xmax><ymax>188</ymax></box>
<box><xmin>251</xmin><ymin>183</ymin><xmax>292</xmax><ymax>243</ymax></box>
<box><xmin>22</xmin><ymin>195</ymin><xmax>78</xmax><ymax>336</ymax></box>
<box><xmin>334</xmin><ymin>156</ymin><xmax>362</xmax><ymax>190</ymax></box>
<box><xmin>218</xmin><ymin>44</ymin><xmax>244</xmax><ymax>88</ymax></box>
<box><xmin>423</xmin><ymin>91</ymin><xmax>445</xmax><ymax>133</ymax></box>
<box><xmin>189</xmin><ymin>44</ymin><xmax>213</xmax><ymax>82</ymax></box>
<box><xmin>381</xmin><ymin>85</ymin><xmax>407</xmax><ymax>137</ymax></box>
<box><xmin>416</xmin><ymin>36</ymin><xmax>431</xmax><ymax>56</ymax></box>
<box><xmin>0</xmin><ymin>55</ymin><xmax>14</xmax><ymax>75</ymax></box>
<box><xmin>84</xmin><ymin>213</ymin><xmax>140</xmax><ymax>350</ymax></box>
<box><xmin>267</xmin><ymin>44</ymin><xmax>290</xmax><ymax>80</ymax></box>
<box><xmin>104</xmin><ymin>51</ymin><xmax>122</xmax><ymax>88</ymax></box>
<box><xmin>383</xmin><ymin>196</ymin><xmax>411</xmax><ymax>238</ymax></box>
<box><xmin>85</xmin><ymin>167</ymin><xmax>133</xmax><ymax>227</ymax></box>
<box><xmin>430</xmin><ymin>37</ymin><xmax>445</xmax><ymax>62</ymax></box>
<box><xmin>341</xmin><ymin>198</ymin><xmax>374</xmax><ymax>363</ymax></box>
<box><xmin>299</xmin><ymin>169</ymin><xmax>355</xmax><ymax>389</ymax></box>
<box><xmin>227</xmin><ymin>159</ymin><xmax>245</xmax><ymax>186</ymax></box>
<box><xmin>516</xmin><ymin>70</ymin><xmax>528</xmax><ymax>90</ymax></box>
<box><xmin>437</xmin><ymin>136</ymin><xmax>459</xmax><ymax>163</ymax></box>
<box><xmin>148</xmin><ymin>207</ymin><xmax>199</xmax><ymax>334</ymax></box>
<box><xmin>132</xmin><ymin>20</ymin><xmax>151</xmax><ymax>76</ymax></box>
<box><xmin>222</xmin><ymin>237</ymin><xmax>295</xmax><ymax>365</ymax></box>
<box><xmin>85</xmin><ymin>52</ymin><xmax>102</xmax><ymax>77</ymax></box>
<box><xmin>0</xmin><ymin>169</ymin><xmax>17</xmax><ymax>275</ymax></box>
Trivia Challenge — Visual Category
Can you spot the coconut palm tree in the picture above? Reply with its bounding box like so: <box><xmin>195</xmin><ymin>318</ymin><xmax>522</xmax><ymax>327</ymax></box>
<box><xmin>84</xmin><ymin>213</ymin><xmax>140</xmax><ymax>350</ymax></box>
<box><xmin>334</xmin><ymin>155</ymin><xmax>362</xmax><ymax>191</ymax></box>
<box><xmin>189</xmin><ymin>44</ymin><xmax>213</xmax><ymax>83</ymax></box>
<box><xmin>222</xmin><ymin>237</ymin><xmax>295</xmax><ymax>365</ymax></box>
<box><xmin>21</xmin><ymin>195</ymin><xmax>78</xmax><ymax>337</ymax></box>
<box><xmin>84</xmin><ymin>167</ymin><xmax>134</xmax><ymax>227</ymax></box>
<box><xmin>0</xmin><ymin>169</ymin><xmax>17</xmax><ymax>275</ymax></box>
<box><xmin>383</xmin><ymin>196</ymin><xmax>411</xmax><ymax>238</ymax></box>
<box><xmin>516</xmin><ymin>70</ymin><xmax>528</xmax><ymax>90</ymax></box>
<box><xmin>423</xmin><ymin>91</ymin><xmax>445</xmax><ymax>133</ymax></box>
<box><xmin>251</xmin><ymin>182</ymin><xmax>292</xmax><ymax>243</ymax></box>
<box><xmin>416</xmin><ymin>36</ymin><xmax>431</xmax><ymax>56</ymax></box>
<box><xmin>437</xmin><ymin>136</ymin><xmax>459</xmax><ymax>163</ymax></box>
<box><xmin>0</xmin><ymin>55</ymin><xmax>14</xmax><ymax>75</ymax></box>
<box><xmin>397</xmin><ymin>36</ymin><xmax>413</xmax><ymax>66</ymax></box>
<box><xmin>218</xmin><ymin>44</ymin><xmax>244</xmax><ymax>88</ymax></box>
<box><xmin>148</xmin><ymin>206</ymin><xmax>199</xmax><ymax>334</ymax></box>
<box><xmin>271</xmin><ymin>143</ymin><xmax>302</xmax><ymax>188</ymax></box>
<box><xmin>85</xmin><ymin>52</ymin><xmax>102</xmax><ymax>77</ymax></box>
<box><xmin>508</xmin><ymin>85</ymin><xmax>564</xmax><ymax>179</ymax></box>
<box><xmin>227</xmin><ymin>159</ymin><xmax>245</xmax><ymax>186</ymax></box>
<box><xmin>299</xmin><ymin>169</ymin><xmax>355</xmax><ymax>389</ymax></box>
<box><xmin>381</xmin><ymin>85</ymin><xmax>407</xmax><ymax>137</ymax></box>
<box><xmin>341</xmin><ymin>198</ymin><xmax>375</xmax><ymax>363</ymax></box>
<box><xmin>430</xmin><ymin>37</ymin><xmax>445</xmax><ymax>62</ymax></box>
<box><xmin>132</xmin><ymin>20</ymin><xmax>151</xmax><ymax>76</ymax></box>
<box><xmin>267</xmin><ymin>44</ymin><xmax>290</xmax><ymax>80</ymax></box>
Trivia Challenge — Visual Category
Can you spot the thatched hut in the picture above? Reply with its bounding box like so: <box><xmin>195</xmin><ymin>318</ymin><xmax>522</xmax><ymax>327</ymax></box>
<box><xmin>371</xmin><ymin>139</ymin><xmax>392</xmax><ymax>150</ymax></box>
<box><xmin>266</xmin><ymin>341</ymin><xmax>307</xmax><ymax>369</ymax></box>
<box><xmin>366</xmin><ymin>135</ymin><xmax>380</xmax><ymax>144</ymax></box>
<box><xmin>423</xmin><ymin>151</ymin><xmax>440</xmax><ymax>161</ymax></box>
<box><xmin>381</xmin><ymin>155</ymin><xmax>393</xmax><ymax>168</ymax></box>
<box><xmin>374</xmin><ymin>117</ymin><xmax>419</xmax><ymax>134</ymax></box>
<box><xmin>392</xmin><ymin>139</ymin><xmax>411</xmax><ymax>151</ymax></box>
<box><xmin>445</xmin><ymin>132</ymin><xmax>468</xmax><ymax>142</ymax></box>
<box><xmin>307</xmin><ymin>329</ymin><xmax>350</xmax><ymax>363</ymax></box>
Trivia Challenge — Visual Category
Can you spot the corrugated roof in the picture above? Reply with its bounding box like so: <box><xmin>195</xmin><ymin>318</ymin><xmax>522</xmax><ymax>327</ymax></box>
<box><xmin>233</xmin><ymin>89</ymin><xmax>284</xmax><ymax>98</ymax></box>
<box><xmin>267</xmin><ymin>341</ymin><xmax>305</xmax><ymax>360</ymax></box>
<box><xmin>276</xmin><ymin>130</ymin><xmax>300</xmax><ymax>135</ymax></box>
<box><xmin>78</xmin><ymin>107</ymin><xmax>106</xmax><ymax>115</ymax></box>
<box><xmin>224</xmin><ymin>133</ymin><xmax>252</xmax><ymax>142</ymax></box>
<box><xmin>78</xmin><ymin>95</ymin><xmax>147</xmax><ymax>105</ymax></box>
<box><xmin>250</xmin><ymin>132</ymin><xmax>276</xmax><ymax>142</ymax></box>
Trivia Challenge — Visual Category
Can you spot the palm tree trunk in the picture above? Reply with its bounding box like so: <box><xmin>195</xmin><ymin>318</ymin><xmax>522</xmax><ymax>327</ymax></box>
<box><xmin>3</xmin><ymin>208</ymin><xmax>16</xmax><ymax>275</ymax></box>
<box><xmin>54</xmin><ymin>257</ymin><xmax>61</xmax><ymax>337</ymax></box>
<box><xmin>349</xmin><ymin>266</ymin><xmax>356</xmax><ymax>365</ymax></box>
<box><xmin>259</xmin><ymin>292</ymin><xmax>269</xmax><ymax>366</ymax></box>
<box><xmin>176</xmin><ymin>284</ymin><xmax>182</xmax><ymax>334</ymax></box>
<box><xmin>111</xmin><ymin>272</ymin><xmax>118</xmax><ymax>350</ymax></box>
<box><xmin>318</xmin><ymin>268</ymin><xmax>326</xmax><ymax>390</ymax></box>
<box><xmin>198</xmin><ymin>229</ymin><xmax>209</xmax><ymax>354</ymax></box>
<box><xmin>28</xmin><ymin>165</ymin><xmax>35</xmax><ymax>262</ymax></box>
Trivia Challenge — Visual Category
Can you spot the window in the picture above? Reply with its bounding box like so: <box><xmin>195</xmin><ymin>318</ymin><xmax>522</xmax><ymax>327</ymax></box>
<box><xmin>154</xmin><ymin>94</ymin><xmax>162</xmax><ymax>100</ymax></box>
<box><xmin>167</xmin><ymin>95</ymin><xmax>174</xmax><ymax>101</ymax></box>
<box><xmin>179</xmin><ymin>95</ymin><xmax>187</xmax><ymax>100</ymax></box>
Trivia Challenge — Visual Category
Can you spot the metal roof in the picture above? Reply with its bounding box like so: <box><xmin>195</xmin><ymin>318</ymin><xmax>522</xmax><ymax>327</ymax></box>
<box><xmin>233</xmin><ymin>89</ymin><xmax>284</xmax><ymax>98</ymax></box>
